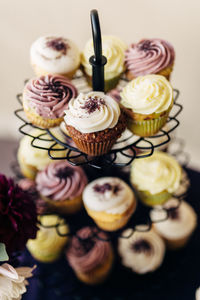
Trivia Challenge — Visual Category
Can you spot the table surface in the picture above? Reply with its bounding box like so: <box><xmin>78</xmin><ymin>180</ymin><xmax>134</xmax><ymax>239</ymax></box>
<box><xmin>15</xmin><ymin>167</ymin><xmax>199</xmax><ymax>300</ymax></box>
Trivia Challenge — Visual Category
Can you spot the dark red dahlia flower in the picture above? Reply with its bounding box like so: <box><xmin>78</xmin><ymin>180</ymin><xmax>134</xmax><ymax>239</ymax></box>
<box><xmin>0</xmin><ymin>174</ymin><xmax>38</xmax><ymax>255</ymax></box>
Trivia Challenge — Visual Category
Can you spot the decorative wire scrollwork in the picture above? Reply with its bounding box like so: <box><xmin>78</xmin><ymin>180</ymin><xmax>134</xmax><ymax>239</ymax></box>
<box><xmin>14</xmin><ymin>75</ymin><xmax>183</xmax><ymax>169</ymax></box>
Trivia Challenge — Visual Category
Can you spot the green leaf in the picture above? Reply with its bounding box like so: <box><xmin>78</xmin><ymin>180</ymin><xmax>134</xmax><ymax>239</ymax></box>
<box><xmin>0</xmin><ymin>243</ymin><xmax>9</xmax><ymax>261</ymax></box>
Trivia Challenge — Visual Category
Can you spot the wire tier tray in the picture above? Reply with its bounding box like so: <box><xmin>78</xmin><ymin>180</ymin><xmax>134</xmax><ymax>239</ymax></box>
<box><xmin>14</xmin><ymin>74</ymin><xmax>182</xmax><ymax>169</ymax></box>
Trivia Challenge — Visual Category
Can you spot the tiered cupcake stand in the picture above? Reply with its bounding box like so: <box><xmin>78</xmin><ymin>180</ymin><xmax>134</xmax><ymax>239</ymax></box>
<box><xmin>13</xmin><ymin>9</ymin><xmax>195</xmax><ymax>300</ymax></box>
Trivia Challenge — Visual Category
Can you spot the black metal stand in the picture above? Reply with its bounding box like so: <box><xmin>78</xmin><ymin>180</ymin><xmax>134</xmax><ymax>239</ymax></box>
<box><xmin>89</xmin><ymin>9</ymin><xmax>107</xmax><ymax>91</ymax></box>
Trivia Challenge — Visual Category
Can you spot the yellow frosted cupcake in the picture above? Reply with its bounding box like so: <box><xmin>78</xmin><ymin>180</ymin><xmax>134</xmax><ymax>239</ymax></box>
<box><xmin>120</xmin><ymin>75</ymin><xmax>173</xmax><ymax>137</ymax></box>
<box><xmin>17</xmin><ymin>128</ymin><xmax>68</xmax><ymax>179</ymax></box>
<box><xmin>36</xmin><ymin>161</ymin><xmax>87</xmax><ymax>214</ymax></box>
<box><xmin>81</xmin><ymin>35</ymin><xmax>127</xmax><ymax>91</ymax></box>
<box><xmin>27</xmin><ymin>215</ymin><xmax>69</xmax><ymax>263</ymax></box>
<box><xmin>130</xmin><ymin>151</ymin><xmax>182</xmax><ymax>206</ymax></box>
<box><xmin>30</xmin><ymin>36</ymin><xmax>80</xmax><ymax>78</ymax></box>
<box><xmin>118</xmin><ymin>228</ymin><xmax>165</xmax><ymax>274</ymax></box>
<box><xmin>66</xmin><ymin>227</ymin><xmax>114</xmax><ymax>285</ymax></box>
<box><xmin>151</xmin><ymin>199</ymin><xmax>197</xmax><ymax>249</ymax></box>
<box><xmin>23</xmin><ymin>74</ymin><xmax>77</xmax><ymax>129</ymax></box>
<box><xmin>83</xmin><ymin>177</ymin><xmax>137</xmax><ymax>231</ymax></box>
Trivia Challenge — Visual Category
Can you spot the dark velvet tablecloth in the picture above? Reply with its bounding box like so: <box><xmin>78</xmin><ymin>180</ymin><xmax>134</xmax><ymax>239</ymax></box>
<box><xmin>20</xmin><ymin>168</ymin><xmax>200</xmax><ymax>300</ymax></box>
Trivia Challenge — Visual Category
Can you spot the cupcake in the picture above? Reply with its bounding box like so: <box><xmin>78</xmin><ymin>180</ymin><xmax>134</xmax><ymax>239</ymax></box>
<box><xmin>118</xmin><ymin>228</ymin><xmax>165</xmax><ymax>274</ymax></box>
<box><xmin>17</xmin><ymin>128</ymin><xmax>68</xmax><ymax>179</ymax></box>
<box><xmin>125</xmin><ymin>39</ymin><xmax>175</xmax><ymax>80</ymax></box>
<box><xmin>83</xmin><ymin>177</ymin><xmax>137</xmax><ymax>231</ymax></box>
<box><xmin>64</xmin><ymin>91</ymin><xmax>126</xmax><ymax>156</ymax></box>
<box><xmin>130</xmin><ymin>151</ymin><xmax>182</xmax><ymax>206</ymax></box>
<box><xmin>66</xmin><ymin>227</ymin><xmax>113</xmax><ymax>284</ymax></box>
<box><xmin>151</xmin><ymin>199</ymin><xmax>197</xmax><ymax>249</ymax></box>
<box><xmin>27</xmin><ymin>215</ymin><xmax>69</xmax><ymax>263</ymax></box>
<box><xmin>36</xmin><ymin>161</ymin><xmax>87</xmax><ymax>214</ymax></box>
<box><xmin>81</xmin><ymin>35</ymin><xmax>127</xmax><ymax>91</ymax></box>
<box><xmin>30</xmin><ymin>36</ymin><xmax>80</xmax><ymax>78</ymax></box>
<box><xmin>23</xmin><ymin>74</ymin><xmax>77</xmax><ymax>128</ymax></box>
<box><xmin>120</xmin><ymin>75</ymin><xmax>173</xmax><ymax>137</ymax></box>
<box><xmin>196</xmin><ymin>287</ymin><xmax>200</xmax><ymax>300</ymax></box>
<box><xmin>0</xmin><ymin>174</ymin><xmax>37</xmax><ymax>255</ymax></box>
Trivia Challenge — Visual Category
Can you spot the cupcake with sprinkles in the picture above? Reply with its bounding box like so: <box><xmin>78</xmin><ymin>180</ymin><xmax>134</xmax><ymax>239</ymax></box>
<box><xmin>151</xmin><ymin>199</ymin><xmax>197</xmax><ymax>249</ymax></box>
<box><xmin>30</xmin><ymin>36</ymin><xmax>80</xmax><ymax>78</ymax></box>
<box><xmin>36</xmin><ymin>160</ymin><xmax>87</xmax><ymax>214</ymax></box>
<box><xmin>66</xmin><ymin>227</ymin><xmax>114</xmax><ymax>284</ymax></box>
<box><xmin>64</xmin><ymin>91</ymin><xmax>126</xmax><ymax>156</ymax></box>
<box><xmin>83</xmin><ymin>177</ymin><xmax>136</xmax><ymax>231</ymax></box>
<box><xmin>125</xmin><ymin>38</ymin><xmax>175</xmax><ymax>80</ymax></box>
<box><xmin>118</xmin><ymin>228</ymin><xmax>165</xmax><ymax>274</ymax></box>
<box><xmin>23</xmin><ymin>74</ymin><xmax>77</xmax><ymax>128</ymax></box>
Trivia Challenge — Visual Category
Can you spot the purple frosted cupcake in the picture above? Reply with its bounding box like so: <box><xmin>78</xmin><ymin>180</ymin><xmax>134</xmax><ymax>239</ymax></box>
<box><xmin>125</xmin><ymin>38</ymin><xmax>175</xmax><ymax>80</ymax></box>
<box><xmin>23</xmin><ymin>74</ymin><xmax>77</xmax><ymax>128</ymax></box>
<box><xmin>66</xmin><ymin>227</ymin><xmax>114</xmax><ymax>284</ymax></box>
<box><xmin>36</xmin><ymin>161</ymin><xmax>87</xmax><ymax>214</ymax></box>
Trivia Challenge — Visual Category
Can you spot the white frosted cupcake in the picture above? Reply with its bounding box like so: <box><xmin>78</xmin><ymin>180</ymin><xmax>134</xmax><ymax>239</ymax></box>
<box><xmin>151</xmin><ymin>199</ymin><xmax>197</xmax><ymax>249</ymax></box>
<box><xmin>130</xmin><ymin>151</ymin><xmax>182</xmax><ymax>206</ymax></box>
<box><xmin>64</xmin><ymin>91</ymin><xmax>126</xmax><ymax>156</ymax></box>
<box><xmin>30</xmin><ymin>36</ymin><xmax>80</xmax><ymax>78</ymax></box>
<box><xmin>120</xmin><ymin>75</ymin><xmax>173</xmax><ymax>137</ymax></box>
<box><xmin>118</xmin><ymin>228</ymin><xmax>165</xmax><ymax>274</ymax></box>
<box><xmin>83</xmin><ymin>177</ymin><xmax>137</xmax><ymax>231</ymax></box>
<box><xmin>196</xmin><ymin>287</ymin><xmax>200</xmax><ymax>300</ymax></box>
<box><xmin>81</xmin><ymin>35</ymin><xmax>127</xmax><ymax>91</ymax></box>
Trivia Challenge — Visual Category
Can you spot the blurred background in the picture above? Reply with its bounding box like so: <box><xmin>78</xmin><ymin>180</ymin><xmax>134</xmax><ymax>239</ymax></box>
<box><xmin>0</xmin><ymin>0</ymin><xmax>199</xmax><ymax>171</ymax></box>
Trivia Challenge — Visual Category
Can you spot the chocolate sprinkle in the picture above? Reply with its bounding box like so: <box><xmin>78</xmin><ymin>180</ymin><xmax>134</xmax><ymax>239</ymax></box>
<box><xmin>132</xmin><ymin>239</ymin><xmax>152</xmax><ymax>254</ymax></box>
<box><xmin>55</xmin><ymin>167</ymin><xmax>74</xmax><ymax>179</ymax></box>
<box><xmin>93</xmin><ymin>183</ymin><xmax>121</xmax><ymax>194</ymax></box>
<box><xmin>168</xmin><ymin>208</ymin><xmax>180</xmax><ymax>220</ymax></box>
<box><xmin>81</xmin><ymin>97</ymin><xmax>106</xmax><ymax>114</ymax></box>
<box><xmin>139</xmin><ymin>40</ymin><xmax>153</xmax><ymax>52</ymax></box>
<box><xmin>46</xmin><ymin>38</ymin><xmax>68</xmax><ymax>55</ymax></box>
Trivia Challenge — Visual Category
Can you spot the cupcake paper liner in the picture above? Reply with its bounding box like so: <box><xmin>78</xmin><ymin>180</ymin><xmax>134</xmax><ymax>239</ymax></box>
<box><xmin>136</xmin><ymin>189</ymin><xmax>172</xmax><ymax>207</ymax></box>
<box><xmin>31</xmin><ymin>62</ymin><xmax>79</xmax><ymax>79</ymax></box>
<box><xmin>42</xmin><ymin>194</ymin><xmax>83</xmax><ymax>215</ymax></box>
<box><xmin>71</xmin><ymin>138</ymin><xmax>116</xmax><ymax>156</ymax></box>
<box><xmin>127</xmin><ymin>113</ymin><xmax>169</xmax><ymax>137</ymax></box>
<box><xmin>24</xmin><ymin>107</ymin><xmax>63</xmax><ymax>129</ymax></box>
<box><xmin>84</xmin><ymin>72</ymin><xmax>121</xmax><ymax>92</ymax></box>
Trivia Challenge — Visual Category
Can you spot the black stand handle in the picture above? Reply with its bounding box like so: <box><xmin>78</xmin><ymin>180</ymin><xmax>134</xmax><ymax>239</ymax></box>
<box><xmin>89</xmin><ymin>9</ymin><xmax>107</xmax><ymax>92</ymax></box>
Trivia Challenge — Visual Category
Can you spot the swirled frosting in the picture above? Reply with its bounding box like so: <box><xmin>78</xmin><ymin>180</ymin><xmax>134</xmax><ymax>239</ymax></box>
<box><xmin>66</xmin><ymin>227</ymin><xmax>112</xmax><ymax>273</ymax></box>
<box><xmin>17</xmin><ymin>128</ymin><xmax>68</xmax><ymax>170</ymax></box>
<box><xmin>81</xmin><ymin>35</ymin><xmax>127</xmax><ymax>80</ymax></box>
<box><xmin>36</xmin><ymin>161</ymin><xmax>87</xmax><ymax>201</ymax></box>
<box><xmin>64</xmin><ymin>91</ymin><xmax>120</xmax><ymax>133</ymax></box>
<box><xmin>83</xmin><ymin>177</ymin><xmax>135</xmax><ymax>214</ymax></box>
<box><xmin>30</xmin><ymin>36</ymin><xmax>80</xmax><ymax>74</ymax></box>
<box><xmin>131</xmin><ymin>151</ymin><xmax>182</xmax><ymax>195</ymax></box>
<box><xmin>118</xmin><ymin>229</ymin><xmax>165</xmax><ymax>274</ymax></box>
<box><xmin>151</xmin><ymin>199</ymin><xmax>197</xmax><ymax>239</ymax></box>
<box><xmin>125</xmin><ymin>39</ymin><xmax>175</xmax><ymax>77</ymax></box>
<box><xmin>120</xmin><ymin>75</ymin><xmax>173</xmax><ymax>115</ymax></box>
<box><xmin>23</xmin><ymin>74</ymin><xmax>77</xmax><ymax>119</ymax></box>
<box><xmin>0</xmin><ymin>263</ymin><xmax>36</xmax><ymax>300</ymax></box>
<box><xmin>27</xmin><ymin>215</ymin><xmax>69</xmax><ymax>259</ymax></box>
<box><xmin>196</xmin><ymin>288</ymin><xmax>200</xmax><ymax>300</ymax></box>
